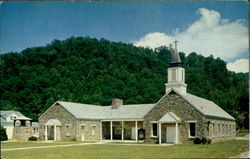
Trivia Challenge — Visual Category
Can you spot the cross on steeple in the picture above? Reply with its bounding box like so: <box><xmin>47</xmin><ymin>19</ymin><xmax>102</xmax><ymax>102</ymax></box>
<box><xmin>173</xmin><ymin>40</ymin><xmax>179</xmax><ymax>50</ymax></box>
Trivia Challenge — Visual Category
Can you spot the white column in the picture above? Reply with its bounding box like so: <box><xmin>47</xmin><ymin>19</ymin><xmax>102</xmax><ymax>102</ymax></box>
<box><xmin>45</xmin><ymin>125</ymin><xmax>48</xmax><ymax>141</ymax></box>
<box><xmin>110</xmin><ymin>121</ymin><xmax>113</xmax><ymax>140</ymax></box>
<box><xmin>100</xmin><ymin>122</ymin><xmax>103</xmax><ymax>141</ymax></box>
<box><xmin>121</xmin><ymin>121</ymin><xmax>124</xmax><ymax>141</ymax></box>
<box><xmin>159</xmin><ymin>123</ymin><xmax>162</xmax><ymax>144</ymax></box>
<box><xmin>135</xmin><ymin>121</ymin><xmax>138</xmax><ymax>142</ymax></box>
<box><xmin>54</xmin><ymin>125</ymin><xmax>57</xmax><ymax>141</ymax></box>
<box><xmin>175</xmin><ymin>122</ymin><xmax>178</xmax><ymax>144</ymax></box>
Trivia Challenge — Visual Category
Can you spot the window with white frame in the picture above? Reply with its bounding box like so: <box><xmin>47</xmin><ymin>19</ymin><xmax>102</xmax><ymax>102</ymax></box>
<box><xmin>10</xmin><ymin>116</ymin><xmax>13</xmax><ymax>120</ymax></box>
<box><xmin>151</xmin><ymin>123</ymin><xmax>158</xmax><ymax>137</ymax></box>
<box><xmin>91</xmin><ymin>126</ymin><xmax>96</xmax><ymax>136</ymax></box>
<box><xmin>218</xmin><ymin>123</ymin><xmax>220</xmax><ymax>136</ymax></box>
<box><xmin>189</xmin><ymin>122</ymin><xmax>196</xmax><ymax>138</ymax></box>
<box><xmin>222</xmin><ymin>124</ymin><xmax>224</xmax><ymax>135</ymax></box>
<box><xmin>212</xmin><ymin>123</ymin><xmax>215</xmax><ymax>137</ymax></box>
<box><xmin>65</xmin><ymin>124</ymin><xmax>72</xmax><ymax>136</ymax></box>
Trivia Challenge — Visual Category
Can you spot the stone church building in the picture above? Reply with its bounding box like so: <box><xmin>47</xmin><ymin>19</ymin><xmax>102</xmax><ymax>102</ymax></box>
<box><xmin>39</xmin><ymin>43</ymin><xmax>235</xmax><ymax>144</ymax></box>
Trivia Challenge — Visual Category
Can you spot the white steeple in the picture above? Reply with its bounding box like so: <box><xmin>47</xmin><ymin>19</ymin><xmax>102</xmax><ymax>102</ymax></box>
<box><xmin>165</xmin><ymin>41</ymin><xmax>187</xmax><ymax>96</ymax></box>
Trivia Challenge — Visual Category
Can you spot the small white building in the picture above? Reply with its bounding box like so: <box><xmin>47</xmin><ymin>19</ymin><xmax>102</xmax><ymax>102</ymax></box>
<box><xmin>0</xmin><ymin>110</ymin><xmax>39</xmax><ymax>140</ymax></box>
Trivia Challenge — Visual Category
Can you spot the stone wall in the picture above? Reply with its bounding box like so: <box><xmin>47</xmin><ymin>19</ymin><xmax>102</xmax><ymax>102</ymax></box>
<box><xmin>205</xmin><ymin>118</ymin><xmax>236</xmax><ymax>141</ymax></box>
<box><xmin>39</xmin><ymin>104</ymin><xmax>78</xmax><ymax>141</ymax></box>
<box><xmin>77</xmin><ymin>120</ymin><xmax>101</xmax><ymax>141</ymax></box>
<box><xmin>144</xmin><ymin>91</ymin><xmax>206</xmax><ymax>143</ymax></box>
<box><xmin>12</xmin><ymin>127</ymin><xmax>33</xmax><ymax>141</ymax></box>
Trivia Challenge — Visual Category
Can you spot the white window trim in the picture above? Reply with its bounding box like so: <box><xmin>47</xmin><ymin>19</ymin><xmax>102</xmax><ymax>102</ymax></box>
<box><xmin>188</xmin><ymin>122</ymin><xmax>196</xmax><ymax>138</ymax></box>
<box><xmin>91</xmin><ymin>125</ymin><xmax>96</xmax><ymax>136</ymax></box>
<box><xmin>65</xmin><ymin>124</ymin><xmax>72</xmax><ymax>136</ymax></box>
<box><xmin>151</xmin><ymin>123</ymin><xmax>158</xmax><ymax>138</ymax></box>
<box><xmin>212</xmin><ymin>122</ymin><xmax>215</xmax><ymax>137</ymax></box>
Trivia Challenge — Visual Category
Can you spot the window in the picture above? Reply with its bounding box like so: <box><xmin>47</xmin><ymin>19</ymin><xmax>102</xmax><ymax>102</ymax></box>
<box><xmin>222</xmin><ymin>124</ymin><xmax>224</xmax><ymax>135</ymax></box>
<box><xmin>151</xmin><ymin>123</ymin><xmax>158</xmax><ymax>137</ymax></box>
<box><xmin>171</xmin><ymin>69</ymin><xmax>176</xmax><ymax>81</ymax></box>
<box><xmin>212</xmin><ymin>123</ymin><xmax>215</xmax><ymax>137</ymax></box>
<box><xmin>189</xmin><ymin>123</ymin><xmax>196</xmax><ymax>138</ymax></box>
<box><xmin>91</xmin><ymin>126</ymin><xmax>96</xmax><ymax>136</ymax></box>
<box><xmin>65</xmin><ymin>124</ymin><xmax>72</xmax><ymax>136</ymax></box>
<box><xmin>10</xmin><ymin>116</ymin><xmax>13</xmax><ymax>120</ymax></box>
<box><xmin>218</xmin><ymin>123</ymin><xmax>220</xmax><ymax>136</ymax></box>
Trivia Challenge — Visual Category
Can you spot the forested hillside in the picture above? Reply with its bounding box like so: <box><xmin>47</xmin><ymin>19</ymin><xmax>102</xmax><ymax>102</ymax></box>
<box><xmin>0</xmin><ymin>37</ymin><xmax>248</xmax><ymax>129</ymax></box>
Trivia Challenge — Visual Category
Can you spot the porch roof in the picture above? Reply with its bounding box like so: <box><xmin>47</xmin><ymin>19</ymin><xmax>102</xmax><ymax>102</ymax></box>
<box><xmin>44</xmin><ymin>119</ymin><xmax>62</xmax><ymax>126</ymax></box>
<box><xmin>158</xmin><ymin>112</ymin><xmax>181</xmax><ymax>123</ymax></box>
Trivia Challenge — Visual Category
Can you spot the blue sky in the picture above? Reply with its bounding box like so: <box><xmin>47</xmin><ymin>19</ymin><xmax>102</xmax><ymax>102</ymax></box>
<box><xmin>0</xmin><ymin>1</ymin><xmax>248</xmax><ymax>72</ymax></box>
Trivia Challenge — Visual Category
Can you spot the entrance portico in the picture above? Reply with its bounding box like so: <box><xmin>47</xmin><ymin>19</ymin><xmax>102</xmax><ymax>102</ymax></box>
<box><xmin>44</xmin><ymin>119</ymin><xmax>62</xmax><ymax>141</ymax></box>
<box><xmin>158</xmin><ymin>112</ymin><xmax>181</xmax><ymax>144</ymax></box>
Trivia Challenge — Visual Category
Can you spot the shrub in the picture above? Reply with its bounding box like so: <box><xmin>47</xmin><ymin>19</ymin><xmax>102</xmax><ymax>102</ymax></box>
<box><xmin>201</xmin><ymin>137</ymin><xmax>207</xmax><ymax>144</ymax></box>
<box><xmin>193</xmin><ymin>137</ymin><xmax>201</xmax><ymax>144</ymax></box>
<box><xmin>207</xmin><ymin>138</ymin><xmax>212</xmax><ymax>144</ymax></box>
<box><xmin>28</xmin><ymin>136</ymin><xmax>38</xmax><ymax>141</ymax></box>
<box><xmin>0</xmin><ymin>127</ymin><xmax>8</xmax><ymax>141</ymax></box>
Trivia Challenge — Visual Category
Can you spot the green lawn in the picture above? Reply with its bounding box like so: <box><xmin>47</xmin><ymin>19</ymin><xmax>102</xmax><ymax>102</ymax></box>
<box><xmin>1</xmin><ymin>140</ymin><xmax>248</xmax><ymax>159</ymax></box>
<box><xmin>1</xmin><ymin>141</ymin><xmax>81</xmax><ymax>149</ymax></box>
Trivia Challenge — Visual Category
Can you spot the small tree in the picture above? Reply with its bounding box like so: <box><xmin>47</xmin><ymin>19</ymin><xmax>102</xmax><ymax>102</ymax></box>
<box><xmin>0</xmin><ymin>126</ymin><xmax>8</xmax><ymax>141</ymax></box>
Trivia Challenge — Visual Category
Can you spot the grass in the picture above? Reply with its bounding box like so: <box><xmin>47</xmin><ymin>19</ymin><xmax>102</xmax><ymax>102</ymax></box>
<box><xmin>1</xmin><ymin>140</ymin><xmax>248</xmax><ymax>159</ymax></box>
<box><xmin>1</xmin><ymin>141</ymin><xmax>81</xmax><ymax>149</ymax></box>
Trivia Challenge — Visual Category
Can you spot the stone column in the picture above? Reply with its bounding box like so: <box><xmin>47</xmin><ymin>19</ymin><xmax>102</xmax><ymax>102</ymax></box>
<box><xmin>110</xmin><ymin>121</ymin><xmax>113</xmax><ymax>141</ymax></box>
<box><xmin>158</xmin><ymin>123</ymin><xmax>162</xmax><ymax>144</ymax></box>
<box><xmin>45</xmin><ymin>125</ymin><xmax>48</xmax><ymax>141</ymax></box>
<box><xmin>175</xmin><ymin>122</ymin><xmax>178</xmax><ymax>144</ymax></box>
<box><xmin>135</xmin><ymin>121</ymin><xmax>138</xmax><ymax>142</ymax></box>
<box><xmin>54</xmin><ymin>125</ymin><xmax>57</xmax><ymax>141</ymax></box>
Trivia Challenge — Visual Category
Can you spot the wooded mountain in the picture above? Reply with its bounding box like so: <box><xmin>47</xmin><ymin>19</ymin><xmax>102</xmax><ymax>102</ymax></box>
<box><xmin>0</xmin><ymin>37</ymin><xmax>248</xmax><ymax>129</ymax></box>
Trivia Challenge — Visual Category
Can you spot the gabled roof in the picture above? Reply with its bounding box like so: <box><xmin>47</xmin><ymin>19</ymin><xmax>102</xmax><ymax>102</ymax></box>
<box><xmin>159</xmin><ymin>112</ymin><xmax>181</xmax><ymax>123</ymax></box>
<box><xmin>185</xmin><ymin>93</ymin><xmax>235</xmax><ymax>120</ymax></box>
<box><xmin>40</xmin><ymin>88</ymin><xmax>234</xmax><ymax>121</ymax></box>
<box><xmin>55</xmin><ymin>101</ymin><xmax>155</xmax><ymax>120</ymax></box>
<box><xmin>45</xmin><ymin>119</ymin><xmax>62</xmax><ymax>126</ymax></box>
<box><xmin>0</xmin><ymin>110</ymin><xmax>28</xmax><ymax>120</ymax></box>
<box><xmin>163</xmin><ymin>89</ymin><xmax>235</xmax><ymax>120</ymax></box>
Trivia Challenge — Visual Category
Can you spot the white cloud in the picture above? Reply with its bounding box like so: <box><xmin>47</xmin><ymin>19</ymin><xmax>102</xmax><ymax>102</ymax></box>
<box><xmin>226</xmin><ymin>58</ymin><xmax>249</xmax><ymax>73</ymax></box>
<box><xmin>133</xmin><ymin>8</ymin><xmax>248</xmax><ymax>61</ymax></box>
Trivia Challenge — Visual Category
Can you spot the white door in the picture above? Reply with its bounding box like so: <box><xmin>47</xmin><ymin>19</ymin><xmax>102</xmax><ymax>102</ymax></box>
<box><xmin>81</xmin><ymin>126</ymin><xmax>85</xmax><ymax>141</ymax></box>
<box><xmin>131</xmin><ymin>127</ymin><xmax>136</xmax><ymax>140</ymax></box>
<box><xmin>166</xmin><ymin>126</ymin><xmax>175</xmax><ymax>143</ymax></box>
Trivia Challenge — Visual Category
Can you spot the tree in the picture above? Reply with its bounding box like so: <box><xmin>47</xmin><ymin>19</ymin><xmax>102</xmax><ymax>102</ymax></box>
<box><xmin>0</xmin><ymin>127</ymin><xmax>8</xmax><ymax>141</ymax></box>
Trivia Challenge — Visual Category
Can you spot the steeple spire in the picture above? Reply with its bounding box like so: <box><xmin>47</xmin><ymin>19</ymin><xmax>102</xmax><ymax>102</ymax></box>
<box><xmin>165</xmin><ymin>41</ymin><xmax>187</xmax><ymax>95</ymax></box>
<box><xmin>169</xmin><ymin>40</ymin><xmax>181</xmax><ymax>67</ymax></box>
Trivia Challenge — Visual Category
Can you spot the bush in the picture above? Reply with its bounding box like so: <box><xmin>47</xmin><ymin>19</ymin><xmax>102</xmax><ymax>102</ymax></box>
<box><xmin>201</xmin><ymin>137</ymin><xmax>207</xmax><ymax>144</ymax></box>
<box><xmin>0</xmin><ymin>127</ymin><xmax>8</xmax><ymax>141</ymax></box>
<box><xmin>193</xmin><ymin>137</ymin><xmax>201</xmax><ymax>144</ymax></box>
<box><xmin>207</xmin><ymin>138</ymin><xmax>212</xmax><ymax>144</ymax></box>
<box><xmin>28</xmin><ymin>136</ymin><xmax>38</xmax><ymax>141</ymax></box>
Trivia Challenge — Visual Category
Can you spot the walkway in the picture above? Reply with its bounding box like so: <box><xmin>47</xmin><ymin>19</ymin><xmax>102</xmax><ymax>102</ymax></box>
<box><xmin>1</xmin><ymin>141</ymin><xmax>173</xmax><ymax>151</ymax></box>
<box><xmin>231</xmin><ymin>134</ymin><xmax>249</xmax><ymax>158</ymax></box>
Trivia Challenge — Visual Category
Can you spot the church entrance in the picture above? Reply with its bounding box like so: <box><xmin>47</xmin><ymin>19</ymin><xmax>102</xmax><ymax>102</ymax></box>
<box><xmin>166</xmin><ymin>125</ymin><xmax>175</xmax><ymax>143</ymax></box>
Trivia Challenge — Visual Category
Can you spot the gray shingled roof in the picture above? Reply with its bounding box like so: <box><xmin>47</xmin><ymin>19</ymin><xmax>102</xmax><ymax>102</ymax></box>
<box><xmin>58</xmin><ymin>101</ymin><xmax>155</xmax><ymax>120</ymax></box>
<box><xmin>185</xmin><ymin>93</ymin><xmax>235</xmax><ymax>120</ymax></box>
<box><xmin>0</xmin><ymin>110</ymin><xmax>27</xmax><ymax>120</ymax></box>
<box><xmin>53</xmin><ymin>89</ymin><xmax>234</xmax><ymax>121</ymax></box>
